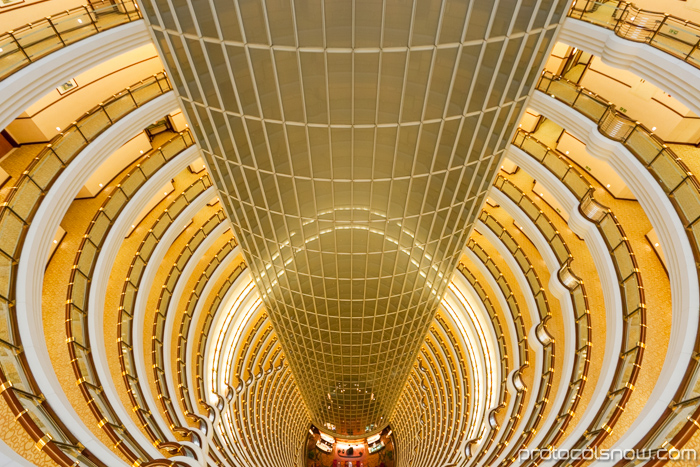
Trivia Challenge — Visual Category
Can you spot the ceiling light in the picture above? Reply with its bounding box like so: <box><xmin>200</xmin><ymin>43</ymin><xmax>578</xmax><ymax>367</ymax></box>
<box><xmin>651</xmin><ymin>127</ymin><xmax>656</xmax><ymax>131</ymax></box>
<box><xmin>53</xmin><ymin>240</ymin><xmax>58</xmax><ymax>244</ymax></box>
<box><xmin>56</xmin><ymin>127</ymin><xmax>61</xmax><ymax>131</ymax></box>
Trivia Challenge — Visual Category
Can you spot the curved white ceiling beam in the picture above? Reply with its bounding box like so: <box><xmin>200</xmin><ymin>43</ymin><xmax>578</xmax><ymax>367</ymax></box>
<box><xmin>528</xmin><ymin>90</ymin><xmax>699</xmax><ymax>461</ymax></box>
<box><xmin>14</xmin><ymin>93</ymin><xmax>178</xmax><ymax>464</ymax></box>
<box><xmin>0</xmin><ymin>20</ymin><xmax>151</xmax><ymax>130</ymax></box>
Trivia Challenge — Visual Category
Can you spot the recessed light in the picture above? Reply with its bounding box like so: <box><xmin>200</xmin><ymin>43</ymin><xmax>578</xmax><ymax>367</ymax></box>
<box><xmin>565</xmin><ymin>151</ymin><xmax>569</xmax><ymax>154</ymax></box>
<box><xmin>651</xmin><ymin>127</ymin><xmax>656</xmax><ymax>131</ymax></box>
<box><xmin>56</xmin><ymin>127</ymin><xmax>61</xmax><ymax>131</ymax></box>
<box><xmin>606</xmin><ymin>184</ymin><xmax>610</xmax><ymax>188</ymax></box>
<box><xmin>99</xmin><ymin>183</ymin><xmax>103</xmax><ymax>187</ymax></box>
<box><xmin>132</xmin><ymin>225</ymin><xmax>135</xmax><ymax>228</ymax></box>
<box><xmin>654</xmin><ymin>242</ymin><xmax>659</xmax><ymax>247</ymax></box>
<box><xmin>140</xmin><ymin>150</ymin><xmax>144</xmax><ymax>154</ymax></box>
<box><xmin>77</xmin><ymin>18</ymin><xmax>83</xmax><ymax>23</ymax></box>
<box><xmin>53</xmin><ymin>240</ymin><xmax>58</xmax><ymax>244</ymax></box>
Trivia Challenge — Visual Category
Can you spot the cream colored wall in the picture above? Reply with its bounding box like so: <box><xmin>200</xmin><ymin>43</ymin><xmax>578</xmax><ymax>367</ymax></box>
<box><xmin>628</xmin><ymin>0</ymin><xmax>700</xmax><ymax>22</ymax></box>
<box><xmin>6</xmin><ymin>44</ymin><xmax>162</xmax><ymax>143</ymax></box>
<box><xmin>78</xmin><ymin>131</ymin><xmax>152</xmax><ymax>198</ymax></box>
<box><xmin>557</xmin><ymin>131</ymin><xmax>635</xmax><ymax>199</ymax></box>
<box><xmin>579</xmin><ymin>56</ymin><xmax>700</xmax><ymax>143</ymax></box>
<box><xmin>543</xmin><ymin>42</ymin><xmax>570</xmax><ymax>76</ymax></box>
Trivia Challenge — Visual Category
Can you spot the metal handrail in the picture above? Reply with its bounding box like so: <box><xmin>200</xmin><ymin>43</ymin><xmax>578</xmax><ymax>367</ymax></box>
<box><xmin>0</xmin><ymin>73</ymin><xmax>170</xmax><ymax>467</ymax></box>
<box><xmin>65</xmin><ymin>131</ymin><xmax>194</xmax><ymax>462</ymax></box>
<box><xmin>0</xmin><ymin>0</ymin><xmax>142</xmax><ymax>80</ymax></box>
<box><xmin>536</xmin><ymin>72</ymin><xmax>699</xmax><ymax>458</ymax></box>
<box><xmin>568</xmin><ymin>0</ymin><xmax>700</xmax><ymax>68</ymax></box>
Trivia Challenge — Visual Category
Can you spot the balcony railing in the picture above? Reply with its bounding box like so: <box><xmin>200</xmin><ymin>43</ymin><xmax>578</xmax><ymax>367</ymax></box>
<box><xmin>65</xmin><ymin>131</ymin><xmax>194</xmax><ymax>462</ymax></box>
<box><xmin>0</xmin><ymin>73</ymin><xmax>170</xmax><ymax>467</ymax></box>
<box><xmin>456</xmin><ymin>264</ymin><xmax>509</xmax><ymax>460</ymax></box>
<box><xmin>115</xmin><ymin>176</ymin><xmax>212</xmax><ymax>455</ymax></box>
<box><xmin>0</xmin><ymin>0</ymin><xmax>142</xmax><ymax>81</ymax></box>
<box><xmin>509</xmin><ymin>130</ymin><xmax>650</xmax><ymax>465</ymax></box>
<box><xmin>151</xmin><ymin>210</ymin><xmax>229</xmax><ymax>441</ymax></box>
<box><xmin>465</xmin><ymin>237</ymin><xmax>529</xmax><ymax>465</ymax></box>
<box><xmin>478</xmin><ymin>211</ymin><xmax>568</xmax><ymax>465</ymax></box>
<box><xmin>176</xmin><ymin>238</ymin><xmax>241</xmax><ymax>467</ymax></box>
<box><xmin>536</xmin><ymin>72</ymin><xmax>700</xmax><ymax>460</ymax></box>
<box><xmin>568</xmin><ymin>0</ymin><xmax>700</xmax><ymax>69</ymax></box>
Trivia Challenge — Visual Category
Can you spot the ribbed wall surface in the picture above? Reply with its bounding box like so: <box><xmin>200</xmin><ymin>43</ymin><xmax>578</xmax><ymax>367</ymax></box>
<box><xmin>141</xmin><ymin>0</ymin><xmax>567</xmax><ymax>436</ymax></box>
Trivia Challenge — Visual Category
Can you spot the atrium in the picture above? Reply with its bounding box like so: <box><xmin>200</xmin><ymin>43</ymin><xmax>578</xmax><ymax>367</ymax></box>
<box><xmin>0</xmin><ymin>0</ymin><xmax>698</xmax><ymax>466</ymax></box>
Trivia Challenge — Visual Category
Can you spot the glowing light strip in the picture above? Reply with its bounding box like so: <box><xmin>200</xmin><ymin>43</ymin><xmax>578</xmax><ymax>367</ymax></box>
<box><xmin>210</xmin><ymin>280</ymin><xmax>257</xmax><ymax>396</ymax></box>
<box><xmin>447</xmin><ymin>280</ymin><xmax>498</xmax><ymax>441</ymax></box>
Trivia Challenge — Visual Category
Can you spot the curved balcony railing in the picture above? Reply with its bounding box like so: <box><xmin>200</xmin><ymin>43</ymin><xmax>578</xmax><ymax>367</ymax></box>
<box><xmin>193</xmin><ymin>260</ymin><xmax>249</xmax><ymax>461</ymax></box>
<box><xmin>536</xmin><ymin>73</ymin><xmax>699</xmax><ymax>459</ymax></box>
<box><xmin>216</xmin><ymin>309</ymin><xmax>309</xmax><ymax>467</ymax></box>
<box><xmin>477</xmin><ymin>211</ymin><xmax>561</xmax><ymax>466</ymax></box>
<box><xmin>433</xmin><ymin>313</ymin><xmax>471</xmax><ymax>452</ymax></box>
<box><xmin>465</xmin><ymin>238</ymin><xmax>529</xmax><ymax>466</ymax></box>
<box><xmin>65</xmin><ymin>132</ymin><xmax>196</xmax><ymax>463</ymax></box>
<box><xmin>201</xmin><ymin>275</ymin><xmax>310</xmax><ymax>467</ymax></box>
<box><xmin>0</xmin><ymin>73</ymin><xmax>170</xmax><ymax>467</ymax></box>
<box><xmin>114</xmin><ymin>176</ymin><xmax>212</xmax><ymax>458</ymax></box>
<box><xmin>494</xmin><ymin>174</ymin><xmax>644</xmax><ymax>465</ymax></box>
<box><xmin>403</xmin><ymin>325</ymin><xmax>467</xmax><ymax>466</ymax></box>
<box><xmin>176</xmin><ymin>238</ymin><xmax>239</xmax><ymax>467</ymax></box>
<box><xmin>456</xmin><ymin>264</ymin><xmax>509</xmax><ymax>462</ymax></box>
<box><xmin>194</xmin><ymin>261</ymin><xmax>247</xmax><ymax>410</ymax></box>
<box><xmin>568</xmin><ymin>1</ymin><xmax>700</xmax><ymax>68</ymax></box>
<box><xmin>151</xmin><ymin>210</ymin><xmax>228</xmax><ymax>436</ymax></box>
<box><xmin>507</xmin><ymin>130</ymin><xmax>602</xmax><ymax>463</ymax></box>
<box><xmin>0</xmin><ymin>0</ymin><xmax>142</xmax><ymax>81</ymax></box>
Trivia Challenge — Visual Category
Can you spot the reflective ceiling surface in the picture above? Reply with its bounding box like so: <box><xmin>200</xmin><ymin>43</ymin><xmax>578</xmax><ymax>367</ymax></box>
<box><xmin>141</xmin><ymin>0</ymin><xmax>567</xmax><ymax>436</ymax></box>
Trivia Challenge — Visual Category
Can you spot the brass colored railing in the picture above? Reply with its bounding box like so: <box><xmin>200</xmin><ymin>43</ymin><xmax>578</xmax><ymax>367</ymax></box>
<box><xmin>0</xmin><ymin>73</ymin><xmax>170</xmax><ymax>467</ymax></box>
<box><xmin>536</xmin><ymin>73</ymin><xmax>699</xmax><ymax>461</ymax></box>
<box><xmin>568</xmin><ymin>1</ymin><xmax>700</xmax><ymax>68</ymax></box>
<box><xmin>176</xmin><ymin>238</ymin><xmax>240</xmax><ymax>467</ymax></box>
<box><xmin>151</xmin><ymin>211</ymin><xmax>229</xmax><ymax>439</ymax></box>
<box><xmin>494</xmin><ymin>173</ymin><xmax>645</xmax><ymax>465</ymax></box>
<box><xmin>115</xmin><ymin>176</ymin><xmax>212</xmax><ymax>457</ymax></box>
<box><xmin>464</xmin><ymin>237</ymin><xmax>529</xmax><ymax>466</ymax></box>
<box><xmin>510</xmin><ymin>130</ymin><xmax>650</xmax><ymax>463</ymax></box>
<box><xmin>0</xmin><ymin>0</ymin><xmax>142</xmax><ymax>80</ymax></box>
<box><xmin>456</xmin><ymin>264</ymin><xmax>509</xmax><ymax>460</ymax></box>
<box><xmin>477</xmin><ymin>211</ymin><xmax>560</xmax><ymax>466</ymax></box>
<box><xmin>65</xmin><ymin>131</ymin><xmax>195</xmax><ymax>463</ymax></box>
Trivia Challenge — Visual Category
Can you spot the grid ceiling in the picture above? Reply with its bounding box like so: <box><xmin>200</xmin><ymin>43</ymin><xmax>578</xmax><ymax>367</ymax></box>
<box><xmin>141</xmin><ymin>0</ymin><xmax>567</xmax><ymax>436</ymax></box>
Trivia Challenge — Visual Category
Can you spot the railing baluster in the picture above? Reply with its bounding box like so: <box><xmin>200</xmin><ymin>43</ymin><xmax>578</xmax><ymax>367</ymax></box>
<box><xmin>8</xmin><ymin>31</ymin><xmax>31</xmax><ymax>62</ymax></box>
<box><xmin>46</xmin><ymin>17</ymin><xmax>66</xmax><ymax>47</ymax></box>
<box><xmin>85</xmin><ymin>5</ymin><xmax>100</xmax><ymax>33</ymax></box>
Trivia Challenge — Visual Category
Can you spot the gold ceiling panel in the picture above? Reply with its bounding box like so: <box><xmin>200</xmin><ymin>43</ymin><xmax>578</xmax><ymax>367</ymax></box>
<box><xmin>142</xmin><ymin>0</ymin><xmax>567</xmax><ymax>436</ymax></box>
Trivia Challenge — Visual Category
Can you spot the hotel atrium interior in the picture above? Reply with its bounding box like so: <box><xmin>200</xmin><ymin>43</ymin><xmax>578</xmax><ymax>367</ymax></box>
<box><xmin>1</xmin><ymin>0</ymin><xmax>700</xmax><ymax>465</ymax></box>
